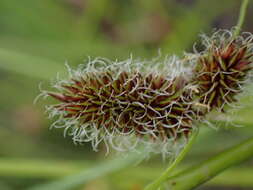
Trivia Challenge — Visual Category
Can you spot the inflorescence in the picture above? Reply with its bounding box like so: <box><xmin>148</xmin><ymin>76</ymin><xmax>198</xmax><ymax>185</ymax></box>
<box><xmin>194</xmin><ymin>30</ymin><xmax>253</xmax><ymax>112</ymax></box>
<box><xmin>43</xmin><ymin>30</ymin><xmax>253</xmax><ymax>157</ymax></box>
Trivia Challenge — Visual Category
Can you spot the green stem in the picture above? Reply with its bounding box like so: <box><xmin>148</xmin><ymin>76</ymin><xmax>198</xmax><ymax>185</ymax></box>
<box><xmin>28</xmin><ymin>152</ymin><xmax>143</xmax><ymax>190</ymax></box>
<box><xmin>165</xmin><ymin>137</ymin><xmax>253</xmax><ymax>190</ymax></box>
<box><xmin>145</xmin><ymin>129</ymin><xmax>199</xmax><ymax>190</ymax></box>
<box><xmin>233</xmin><ymin>0</ymin><xmax>249</xmax><ymax>37</ymax></box>
<box><xmin>0</xmin><ymin>159</ymin><xmax>80</xmax><ymax>179</ymax></box>
<box><xmin>0</xmin><ymin>48</ymin><xmax>64</xmax><ymax>80</ymax></box>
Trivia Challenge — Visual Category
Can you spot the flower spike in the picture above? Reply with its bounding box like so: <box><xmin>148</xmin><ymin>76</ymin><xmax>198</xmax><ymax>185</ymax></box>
<box><xmin>45</xmin><ymin>57</ymin><xmax>196</xmax><ymax>157</ymax></box>
<box><xmin>193</xmin><ymin>30</ymin><xmax>253</xmax><ymax>112</ymax></box>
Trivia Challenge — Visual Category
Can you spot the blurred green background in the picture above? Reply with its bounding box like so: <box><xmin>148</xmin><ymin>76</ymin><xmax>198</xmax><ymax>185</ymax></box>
<box><xmin>0</xmin><ymin>0</ymin><xmax>253</xmax><ymax>189</ymax></box>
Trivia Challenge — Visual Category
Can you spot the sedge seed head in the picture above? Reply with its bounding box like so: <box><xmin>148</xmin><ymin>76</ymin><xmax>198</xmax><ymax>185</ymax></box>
<box><xmin>194</xmin><ymin>30</ymin><xmax>253</xmax><ymax>112</ymax></box>
<box><xmin>45</xmin><ymin>56</ymin><xmax>196</xmax><ymax>157</ymax></box>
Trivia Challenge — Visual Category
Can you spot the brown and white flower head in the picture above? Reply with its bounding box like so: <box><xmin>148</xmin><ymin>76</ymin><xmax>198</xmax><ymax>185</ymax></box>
<box><xmin>44</xmin><ymin>56</ymin><xmax>197</xmax><ymax>157</ymax></box>
<box><xmin>193</xmin><ymin>30</ymin><xmax>253</xmax><ymax>112</ymax></box>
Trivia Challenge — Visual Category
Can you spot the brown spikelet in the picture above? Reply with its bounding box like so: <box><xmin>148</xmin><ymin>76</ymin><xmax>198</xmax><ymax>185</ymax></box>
<box><xmin>48</xmin><ymin>70</ymin><xmax>195</xmax><ymax>142</ymax></box>
<box><xmin>194</xmin><ymin>32</ymin><xmax>253</xmax><ymax>112</ymax></box>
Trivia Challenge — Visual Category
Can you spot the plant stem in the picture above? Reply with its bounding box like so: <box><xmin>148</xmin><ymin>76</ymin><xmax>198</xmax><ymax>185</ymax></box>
<box><xmin>165</xmin><ymin>137</ymin><xmax>253</xmax><ymax>190</ymax></box>
<box><xmin>144</xmin><ymin>129</ymin><xmax>199</xmax><ymax>190</ymax></box>
<box><xmin>28</xmin><ymin>152</ymin><xmax>143</xmax><ymax>190</ymax></box>
<box><xmin>233</xmin><ymin>0</ymin><xmax>249</xmax><ymax>37</ymax></box>
<box><xmin>0</xmin><ymin>158</ymin><xmax>82</xmax><ymax>179</ymax></box>
<box><xmin>0</xmin><ymin>48</ymin><xmax>64</xmax><ymax>80</ymax></box>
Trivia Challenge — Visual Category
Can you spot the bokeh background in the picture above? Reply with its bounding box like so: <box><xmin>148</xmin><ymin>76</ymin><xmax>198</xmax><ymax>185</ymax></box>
<box><xmin>0</xmin><ymin>0</ymin><xmax>253</xmax><ymax>189</ymax></box>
